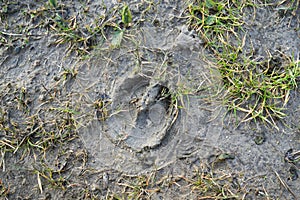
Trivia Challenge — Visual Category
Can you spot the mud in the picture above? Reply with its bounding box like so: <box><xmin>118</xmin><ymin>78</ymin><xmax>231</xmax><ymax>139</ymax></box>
<box><xmin>105</xmin><ymin>74</ymin><xmax>178</xmax><ymax>151</ymax></box>
<box><xmin>0</xmin><ymin>0</ymin><xmax>300</xmax><ymax>199</ymax></box>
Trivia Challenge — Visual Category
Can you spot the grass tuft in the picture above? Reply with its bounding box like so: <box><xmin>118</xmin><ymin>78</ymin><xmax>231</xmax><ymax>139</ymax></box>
<box><xmin>187</xmin><ymin>0</ymin><xmax>300</xmax><ymax>128</ymax></box>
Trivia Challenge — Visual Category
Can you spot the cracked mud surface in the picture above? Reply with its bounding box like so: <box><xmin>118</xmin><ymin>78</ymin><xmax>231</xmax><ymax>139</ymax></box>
<box><xmin>0</xmin><ymin>0</ymin><xmax>299</xmax><ymax>199</ymax></box>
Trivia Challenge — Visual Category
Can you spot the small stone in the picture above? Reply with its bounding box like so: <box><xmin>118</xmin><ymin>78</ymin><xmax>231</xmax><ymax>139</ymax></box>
<box><xmin>103</xmin><ymin>172</ymin><xmax>109</xmax><ymax>189</ymax></box>
<box><xmin>90</xmin><ymin>183</ymin><xmax>100</xmax><ymax>191</ymax></box>
<box><xmin>39</xmin><ymin>94</ymin><xmax>46</xmax><ymax>102</ymax></box>
<box><xmin>33</xmin><ymin>60</ymin><xmax>41</xmax><ymax>67</ymax></box>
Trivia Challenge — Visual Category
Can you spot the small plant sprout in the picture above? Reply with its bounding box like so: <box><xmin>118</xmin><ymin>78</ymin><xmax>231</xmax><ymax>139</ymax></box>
<box><xmin>121</xmin><ymin>4</ymin><xmax>132</xmax><ymax>27</ymax></box>
<box><xmin>49</xmin><ymin>0</ymin><xmax>57</xmax><ymax>8</ymax></box>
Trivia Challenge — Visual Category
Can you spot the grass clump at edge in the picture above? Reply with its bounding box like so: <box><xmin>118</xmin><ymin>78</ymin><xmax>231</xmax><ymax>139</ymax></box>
<box><xmin>187</xmin><ymin>0</ymin><xmax>300</xmax><ymax>128</ymax></box>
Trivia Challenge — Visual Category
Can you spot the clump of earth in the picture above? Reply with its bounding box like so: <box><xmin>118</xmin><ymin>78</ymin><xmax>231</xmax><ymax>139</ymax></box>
<box><xmin>0</xmin><ymin>0</ymin><xmax>299</xmax><ymax>199</ymax></box>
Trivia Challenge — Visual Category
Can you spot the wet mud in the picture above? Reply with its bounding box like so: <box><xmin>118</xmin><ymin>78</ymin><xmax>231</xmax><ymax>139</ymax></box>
<box><xmin>0</xmin><ymin>0</ymin><xmax>300</xmax><ymax>199</ymax></box>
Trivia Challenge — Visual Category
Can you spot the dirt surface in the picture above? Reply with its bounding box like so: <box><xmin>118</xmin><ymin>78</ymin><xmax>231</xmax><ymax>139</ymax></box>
<box><xmin>0</xmin><ymin>0</ymin><xmax>300</xmax><ymax>199</ymax></box>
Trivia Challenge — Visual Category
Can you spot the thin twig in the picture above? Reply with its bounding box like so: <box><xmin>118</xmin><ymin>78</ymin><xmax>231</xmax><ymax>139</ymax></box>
<box><xmin>272</xmin><ymin>168</ymin><xmax>298</xmax><ymax>199</ymax></box>
<box><xmin>0</xmin><ymin>31</ymin><xmax>44</xmax><ymax>37</ymax></box>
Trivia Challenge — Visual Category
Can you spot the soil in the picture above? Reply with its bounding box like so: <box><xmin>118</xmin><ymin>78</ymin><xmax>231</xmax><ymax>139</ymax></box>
<box><xmin>0</xmin><ymin>0</ymin><xmax>299</xmax><ymax>199</ymax></box>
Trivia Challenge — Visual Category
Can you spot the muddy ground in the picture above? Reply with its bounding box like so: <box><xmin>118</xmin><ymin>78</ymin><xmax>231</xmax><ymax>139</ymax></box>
<box><xmin>0</xmin><ymin>0</ymin><xmax>299</xmax><ymax>199</ymax></box>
